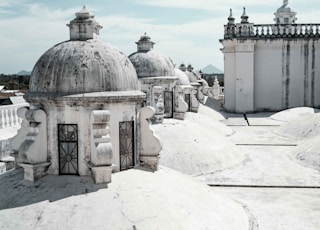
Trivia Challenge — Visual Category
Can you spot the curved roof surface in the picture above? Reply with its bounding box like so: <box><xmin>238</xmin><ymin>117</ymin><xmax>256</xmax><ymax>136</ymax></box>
<box><xmin>30</xmin><ymin>39</ymin><xmax>139</xmax><ymax>93</ymax></box>
<box><xmin>129</xmin><ymin>50</ymin><xmax>175</xmax><ymax>79</ymax></box>
<box><xmin>174</xmin><ymin>68</ymin><xmax>190</xmax><ymax>85</ymax></box>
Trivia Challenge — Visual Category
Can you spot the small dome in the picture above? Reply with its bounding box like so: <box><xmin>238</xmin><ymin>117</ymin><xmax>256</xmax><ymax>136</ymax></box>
<box><xmin>175</xmin><ymin>69</ymin><xmax>190</xmax><ymax>85</ymax></box>
<box><xmin>30</xmin><ymin>39</ymin><xmax>139</xmax><ymax>93</ymax></box>
<box><xmin>129</xmin><ymin>33</ymin><xmax>175</xmax><ymax>78</ymax></box>
<box><xmin>185</xmin><ymin>64</ymin><xmax>201</xmax><ymax>83</ymax></box>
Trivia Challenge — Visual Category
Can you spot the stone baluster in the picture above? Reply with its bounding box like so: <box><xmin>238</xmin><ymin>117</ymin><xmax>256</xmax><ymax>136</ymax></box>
<box><xmin>266</xmin><ymin>25</ymin><xmax>270</xmax><ymax>36</ymax></box>
<box><xmin>0</xmin><ymin>110</ymin><xmax>4</xmax><ymax>129</ymax></box>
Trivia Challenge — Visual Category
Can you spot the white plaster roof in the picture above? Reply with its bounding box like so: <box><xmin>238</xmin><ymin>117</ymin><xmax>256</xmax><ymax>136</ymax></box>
<box><xmin>174</xmin><ymin>68</ymin><xmax>190</xmax><ymax>85</ymax></box>
<box><xmin>153</xmin><ymin>104</ymin><xmax>246</xmax><ymax>176</ymax></box>
<box><xmin>129</xmin><ymin>50</ymin><xmax>175</xmax><ymax>78</ymax></box>
<box><xmin>0</xmin><ymin>167</ymin><xmax>250</xmax><ymax>230</ymax></box>
<box><xmin>275</xmin><ymin>112</ymin><xmax>320</xmax><ymax>139</ymax></box>
<box><xmin>30</xmin><ymin>39</ymin><xmax>139</xmax><ymax>93</ymax></box>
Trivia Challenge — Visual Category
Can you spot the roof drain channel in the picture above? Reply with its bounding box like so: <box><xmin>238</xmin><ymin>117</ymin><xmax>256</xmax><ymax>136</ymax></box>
<box><xmin>243</xmin><ymin>113</ymin><xmax>249</xmax><ymax>126</ymax></box>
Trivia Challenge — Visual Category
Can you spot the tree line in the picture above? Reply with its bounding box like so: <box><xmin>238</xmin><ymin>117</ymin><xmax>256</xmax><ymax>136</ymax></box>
<box><xmin>0</xmin><ymin>74</ymin><xmax>30</xmax><ymax>91</ymax></box>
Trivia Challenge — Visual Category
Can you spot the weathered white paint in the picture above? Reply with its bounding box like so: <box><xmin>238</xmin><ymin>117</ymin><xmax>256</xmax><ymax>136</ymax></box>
<box><xmin>24</xmin><ymin>92</ymin><xmax>145</xmax><ymax>176</ymax></box>
<box><xmin>221</xmin><ymin>2</ymin><xmax>320</xmax><ymax>113</ymax></box>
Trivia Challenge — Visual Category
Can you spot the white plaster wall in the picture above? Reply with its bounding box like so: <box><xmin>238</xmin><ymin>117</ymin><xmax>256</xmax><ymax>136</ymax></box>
<box><xmin>222</xmin><ymin>38</ymin><xmax>320</xmax><ymax>112</ymax></box>
<box><xmin>254</xmin><ymin>40</ymin><xmax>283</xmax><ymax>111</ymax></box>
<box><xmin>254</xmin><ymin>39</ymin><xmax>320</xmax><ymax>110</ymax></box>
<box><xmin>222</xmin><ymin>41</ymin><xmax>237</xmax><ymax>112</ymax></box>
<box><xmin>235</xmin><ymin>41</ymin><xmax>255</xmax><ymax>113</ymax></box>
<box><xmin>44</xmin><ymin>101</ymin><xmax>140</xmax><ymax>176</ymax></box>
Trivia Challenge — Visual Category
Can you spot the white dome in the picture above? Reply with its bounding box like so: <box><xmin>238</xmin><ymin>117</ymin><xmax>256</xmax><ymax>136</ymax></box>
<box><xmin>174</xmin><ymin>68</ymin><xmax>190</xmax><ymax>85</ymax></box>
<box><xmin>129</xmin><ymin>33</ymin><xmax>175</xmax><ymax>79</ymax></box>
<box><xmin>30</xmin><ymin>39</ymin><xmax>139</xmax><ymax>93</ymax></box>
<box><xmin>129</xmin><ymin>50</ymin><xmax>175</xmax><ymax>78</ymax></box>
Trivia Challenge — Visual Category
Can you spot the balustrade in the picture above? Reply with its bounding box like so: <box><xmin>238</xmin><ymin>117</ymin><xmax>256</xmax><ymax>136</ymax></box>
<box><xmin>0</xmin><ymin>104</ymin><xmax>28</xmax><ymax>129</ymax></box>
<box><xmin>224</xmin><ymin>23</ymin><xmax>320</xmax><ymax>39</ymax></box>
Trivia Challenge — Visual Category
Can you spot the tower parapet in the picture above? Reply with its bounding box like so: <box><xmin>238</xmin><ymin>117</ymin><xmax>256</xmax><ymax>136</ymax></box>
<box><xmin>223</xmin><ymin>3</ymin><xmax>320</xmax><ymax>40</ymax></box>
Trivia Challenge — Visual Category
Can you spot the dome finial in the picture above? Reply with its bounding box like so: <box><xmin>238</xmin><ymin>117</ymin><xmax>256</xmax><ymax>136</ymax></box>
<box><xmin>241</xmin><ymin>7</ymin><xmax>249</xmax><ymax>23</ymax></box>
<box><xmin>68</xmin><ymin>7</ymin><xmax>102</xmax><ymax>41</ymax></box>
<box><xmin>136</xmin><ymin>32</ymin><xmax>155</xmax><ymax>52</ymax></box>
<box><xmin>283</xmin><ymin>0</ymin><xmax>288</xmax><ymax>7</ymax></box>
<box><xmin>228</xmin><ymin>8</ymin><xmax>235</xmax><ymax>25</ymax></box>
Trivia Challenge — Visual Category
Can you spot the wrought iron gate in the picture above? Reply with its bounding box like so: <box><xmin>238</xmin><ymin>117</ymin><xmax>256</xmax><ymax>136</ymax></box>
<box><xmin>119</xmin><ymin>121</ymin><xmax>134</xmax><ymax>171</ymax></box>
<box><xmin>164</xmin><ymin>91</ymin><xmax>173</xmax><ymax>118</ymax></box>
<box><xmin>58</xmin><ymin>124</ymin><xmax>78</xmax><ymax>175</ymax></box>
<box><xmin>185</xmin><ymin>94</ymin><xmax>191</xmax><ymax>111</ymax></box>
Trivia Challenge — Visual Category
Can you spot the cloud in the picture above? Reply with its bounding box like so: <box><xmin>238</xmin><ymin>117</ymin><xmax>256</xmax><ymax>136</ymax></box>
<box><xmin>137</xmin><ymin>0</ymin><xmax>280</xmax><ymax>11</ymax></box>
<box><xmin>0</xmin><ymin>3</ymin><xmax>76</xmax><ymax>73</ymax></box>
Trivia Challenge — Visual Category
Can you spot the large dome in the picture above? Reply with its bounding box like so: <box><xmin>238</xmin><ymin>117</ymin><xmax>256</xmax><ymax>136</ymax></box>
<box><xmin>30</xmin><ymin>39</ymin><xmax>138</xmax><ymax>93</ymax></box>
<box><xmin>129</xmin><ymin>33</ymin><xmax>175</xmax><ymax>78</ymax></box>
<box><xmin>29</xmin><ymin>7</ymin><xmax>139</xmax><ymax>94</ymax></box>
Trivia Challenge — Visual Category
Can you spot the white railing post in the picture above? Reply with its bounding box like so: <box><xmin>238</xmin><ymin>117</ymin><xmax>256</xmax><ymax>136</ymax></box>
<box><xmin>0</xmin><ymin>103</ymin><xmax>29</xmax><ymax>129</ymax></box>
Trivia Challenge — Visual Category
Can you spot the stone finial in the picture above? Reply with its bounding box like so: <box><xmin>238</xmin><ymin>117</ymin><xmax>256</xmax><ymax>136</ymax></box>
<box><xmin>228</xmin><ymin>8</ymin><xmax>235</xmax><ymax>25</ymax></box>
<box><xmin>282</xmin><ymin>0</ymin><xmax>288</xmax><ymax>7</ymax></box>
<box><xmin>179</xmin><ymin>63</ymin><xmax>187</xmax><ymax>72</ymax></box>
<box><xmin>136</xmin><ymin>32</ymin><xmax>155</xmax><ymax>52</ymax></box>
<box><xmin>187</xmin><ymin>64</ymin><xmax>194</xmax><ymax>72</ymax></box>
<box><xmin>67</xmin><ymin>6</ymin><xmax>103</xmax><ymax>41</ymax></box>
<box><xmin>241</xmin><ymin>7</ymin><xmax>249</xmax><ymax>24</ymax></box>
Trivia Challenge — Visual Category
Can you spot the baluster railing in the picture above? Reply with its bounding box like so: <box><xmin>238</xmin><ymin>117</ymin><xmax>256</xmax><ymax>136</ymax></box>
<box><xmin>0</xmin><ymin>103</ymin><xmax>28</xmax><ymax>129</ymax></box>
<box><xmin>224</xmin><ymin>23</ymin><xmax>320</xmax><ymax>39</ymax></box>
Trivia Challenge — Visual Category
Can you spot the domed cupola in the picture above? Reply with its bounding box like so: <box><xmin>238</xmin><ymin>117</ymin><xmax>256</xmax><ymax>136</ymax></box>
<box><xmin>29</xmin><ymin>6</ymin><xmax>139</xmax><ymax>94</ymax></box>
<box><xmin>129</xmin><ymin>33</ymin><xmax>175</xmax><ymax>78</ymax></box>
<box><xmin>175</xmin><ymin>68</ymin><xmax>190</xmax><ymax>86</ymax></box>
<box><xmin>274</xmin><ymin>0</ymin><xmax>297</xmax><ymax>24</ymax></box>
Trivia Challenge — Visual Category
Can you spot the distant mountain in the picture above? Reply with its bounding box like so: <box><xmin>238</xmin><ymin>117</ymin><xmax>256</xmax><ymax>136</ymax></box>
<box><xmin>201</xmin><ymin>64</ymin><xmax>223</xmax><ymax>74</ymax></box>
<box><xmin>17</xmin><ymin>70</ymin><xmax>31</xmax><ymax>76</ymax></box>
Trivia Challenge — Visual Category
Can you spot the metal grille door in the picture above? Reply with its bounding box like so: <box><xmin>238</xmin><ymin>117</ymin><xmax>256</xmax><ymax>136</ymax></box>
<box><xmin>119</xmin><ymin>121</ymin><xmax>134</xmax><ymax>171</ymax></box>
<box><xmin>58</xmin><ymin>124</ymin><xmax>78</xmax><ymax>175</ymax></box>
<box><xmin>164</xmin><ymin>91</ymin><xmax>173</xmax><ymax>118</ymax></box>
<box><xmin>185</xmin><ymin>94</ymin><xmax>191</xmax><ymax>111</ymax></box>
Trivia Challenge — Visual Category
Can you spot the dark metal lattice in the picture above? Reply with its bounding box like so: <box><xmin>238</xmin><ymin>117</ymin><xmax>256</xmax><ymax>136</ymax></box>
<box><xmin>58</xmin><ymin>124</ymin><xmax>78</xmax><ymax>175</ymax></box>
<box><xmin>164</xmin><ymin>91</ymin><xmax>173</xmax><ymax>118</ymax></box>
<box><xmin>119</xmin><ymin>121</ymin><xmax>134</xmax><ymax>171</ymax></box>
<box><xmin>185</xmin><ymin>94</ymin><xmax>191</xmax><ymax>112</ymax></box>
